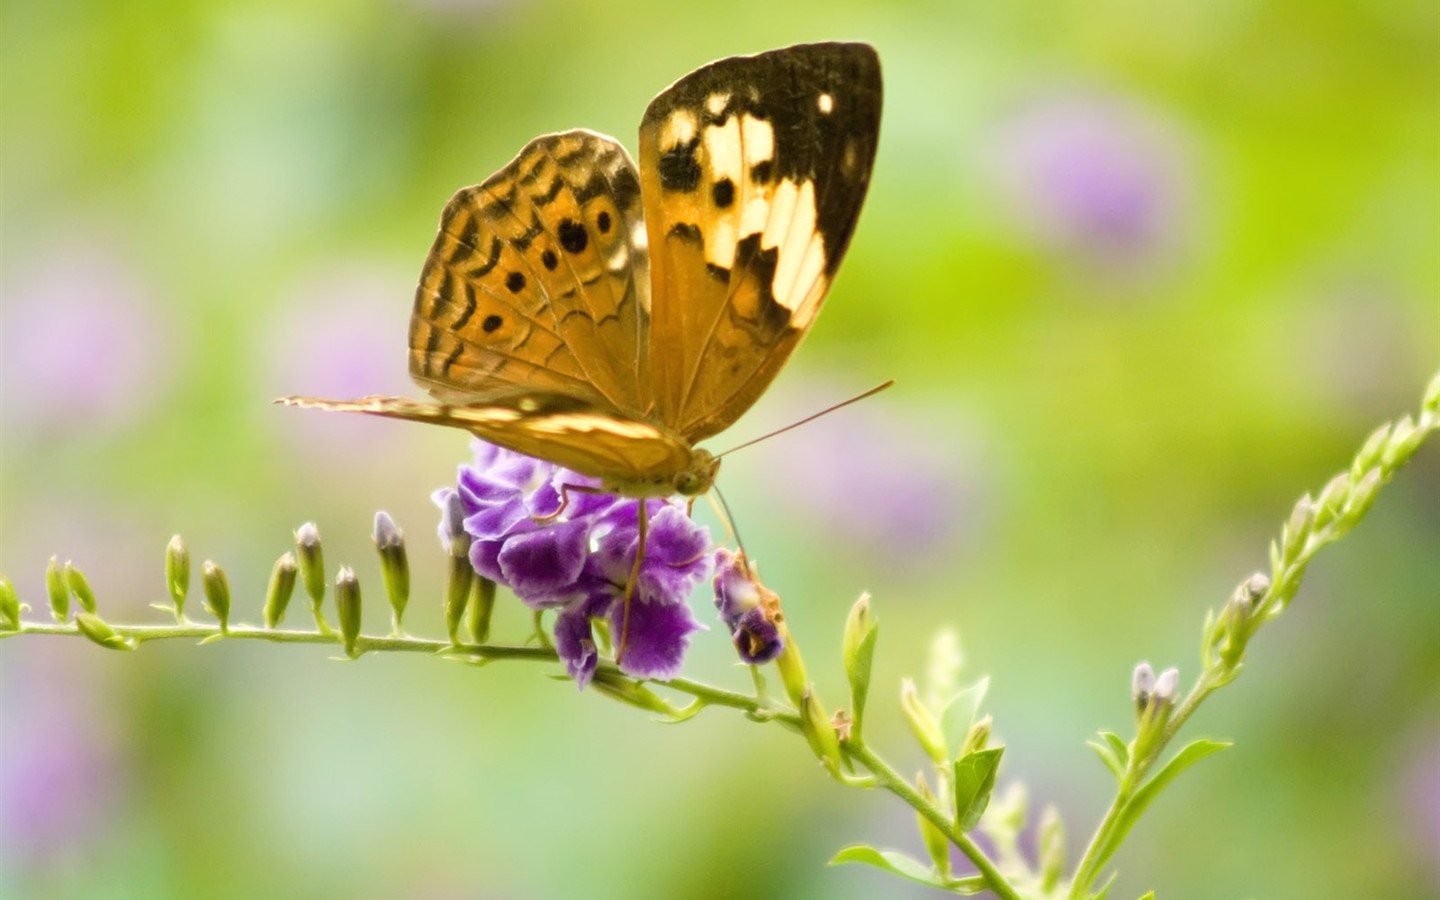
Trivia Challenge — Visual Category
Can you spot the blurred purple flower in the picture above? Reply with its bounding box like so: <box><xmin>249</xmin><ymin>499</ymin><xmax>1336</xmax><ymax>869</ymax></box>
<box><xmin>984</xmin><ymin>91</ymin><xmax>1188</xmax><ymax>265</ymax></box>
<box><xmin>0</xmin><ymin>238</ymin><xmax>169</xmax><ymax>436</ymax></box>
<box><xmin>438</xmin><ymin>441</ymin><xmax>712</xmax><ymax>688</ymax></box>
<box><xmin>757</xmin><ymin>386</ymin><xmax>983</xmax><ymax>562</ymax></box>
<box><xmin>266</xmin><ymin>262</ymin><xmax>415</xmax><ymax>451</ymax></box>
<box><xmin>0</xmin><ymin>648</ymin><xmax>126</xmax><ymax>872</ymax></box>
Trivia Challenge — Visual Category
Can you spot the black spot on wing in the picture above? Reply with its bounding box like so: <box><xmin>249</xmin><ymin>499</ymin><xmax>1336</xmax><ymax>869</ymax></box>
<box><xmin>712</xmin><ymin>178</ymin><xmax>735</xmax><ymax>208</ymax></box>
<box><xmin>659</xmin><ymin>138</ymin><xmax>701</xmax><ymax>192</ymax></box>
<box><xmin>505</xmin><ymin>271</ymin><xmax>525</xmax><ymax>293</ymax></box>
<box><xmin>542</xmin><ymin>249</ymin><xmax>558</xmax><ymax>270</ymax></box>
<box><xmin>597</xmin><ymin>210</ymin><xmax>612</xmax><ymax>234</ymax></box>
<box><xmin>482</xmin><ymin>314</ymin><xmax>503</xmax><ymax>333</ymax></box>
<box><xmin>667</xmin><ymin>222</ymin><xmax>703</xmax><ymax>245</ymax></box>
<box><xmin>558</xmin><ymin>219</ymin><xmax>588</xmax><ymax>253</ymax></box>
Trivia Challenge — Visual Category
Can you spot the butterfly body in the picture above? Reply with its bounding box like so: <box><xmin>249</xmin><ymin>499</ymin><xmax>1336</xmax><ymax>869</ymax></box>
<box><xmin>281</xmin><ymin>43</ymin><xmax>882</xmax><ymax>499</ymax></box>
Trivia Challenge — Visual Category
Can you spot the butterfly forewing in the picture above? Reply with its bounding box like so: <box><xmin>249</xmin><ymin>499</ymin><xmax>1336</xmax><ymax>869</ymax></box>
<box><xmin>638</xmin><ymin>42</ymin><xmax>882</xmax><ymax>443</ymax></box>
<box><xmin>410</xmin><ymin>130</ymin><xmax>651</xmax><ymax>414</ymax></box>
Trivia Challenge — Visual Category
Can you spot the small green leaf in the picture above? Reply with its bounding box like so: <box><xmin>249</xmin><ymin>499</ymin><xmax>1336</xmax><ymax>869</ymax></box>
<box><xmin>952</xmin><ymin>746</ymin><xmax>1004</xmax><ymax>832</ymax></box>
<box><xmin>829</xmin><ymin>846</ymin><xmax>943</xmax><ymax>888</ymax></box>
<box><xmin>1091</xmin><ymin>739</ymin><xmax>1231</xmax><ymax>875</ymax></box>
<box><xmin>1101</xmin><ymin>731</ymin><xmax>1130</xmax><ymax>768</ymax></box>
<box><xmin>940</xmin><ymin>676</ymin><xmax>990</xmax><ymax>756</ymax></box>
<box><xmin>1087</xmin><ymin>740</ymin><xmax>1124</xmax><ymax>780</ymax></box>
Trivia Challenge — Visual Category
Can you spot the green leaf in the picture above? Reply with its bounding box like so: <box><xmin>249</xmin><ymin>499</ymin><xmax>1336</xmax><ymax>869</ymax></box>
<box><xmin>829</xmin><ymin>846</ymin><xmax>944</xmax><ymax>888</ymax></box>
<box><xmin>952</xmin><ymin>746</ymin><xmax>1004</xmax><ymax>832</ymax></box>
<box><xmin>1087</xmin><ymin>740</ymin><xmax>1123</xmax><ymax>779</ymax></box>
<box><xmin>1101</xmin><ymin>731</ymin><xmax>1130</xmax><ymax>768</ymax></box>
<box><xmin>1092</xmin><ymin>739</ymin><xmax>1231</xmax><ymax>875</ymax></box>
<box><xmin>940</xmin><ymin>676</ymin><xmax>990</xmax><ymax>756</ymax></box>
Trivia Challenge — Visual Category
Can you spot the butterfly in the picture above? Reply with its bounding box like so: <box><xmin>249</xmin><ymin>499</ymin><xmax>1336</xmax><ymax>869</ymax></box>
<box><xmin>282</xmin><ymin>42</ymin><xmax>881</xmax><ymax>503</ymax></box>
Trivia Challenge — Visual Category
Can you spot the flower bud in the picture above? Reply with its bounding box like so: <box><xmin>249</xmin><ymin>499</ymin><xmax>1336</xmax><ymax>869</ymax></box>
<box><xmin>1380</xmin><ymin>415</ymin><xmax>1416</xmax><ymax>471</ymax></box>
<box><xmin>0</xmin><ymin>574</ymin><xmax>21</xmax><ymax>631</ymax></box>
<box><xmin>1132</xmin><ymin>661</ymin><xmax>1156</xmax><ymax>718</ymax></box>
<box><xmin>294</xmin><ymin>521</ymin><xmax>325</xmax><ymax>601</ymax></box>
<box><xmin>960</xmin><ymin>714</ymin><xmax>992</xmax><ymax>757</ymax></box>
<box><xmin>263</xmin><ymin>553</ymin><xmax>298</xmax><ymax>628</ymax></box>
<box><xmin>201</xmin><ymin>561</ymin><xmax>231</xmax><ymax>633</ymax></box>
<box><xmin>799</xmin><ymin>686</ymin><xmax>843</xmax><ymax>776</ymax></box>
<box><xmin>46</xmin><ymin>555</ymin><xmax>68</xmax><ymax>623</ymax></box>
<box><xmin>445</xmin><ymin>553</ymin><xmax>473</xmax><ymax>644</ymax></box>
<box><xmin>335</xmin><ymin>566</ymin><xmax>362</xmax><ymax>658</ymax></box>
<box><xmin>1315</xmin><ymin>473</ymin><xmax>1350</xmax><ymax>525</ymax></box>
<box><xmin>64</xmin><ymin>562</ymin><xmax>97</xmax><ymax>615</ymax></box>
<box><xmin>914</xmin><ymin>773</ymin><xmax>952</xmax><ymax>877</ymax></box>
<box><xmin>75</xmin><ymin>612</ymin><xmax>135</xmax><ymax>651</ymax></box>
<box><xmin>1154</xmin><ymin>666</ymin><xmax>1179</xmax><ymax>708</ymax></box>
<box><xmin>842</xmin><ymin>594</ymin><xmax>878</xmax><ymax>741</ymax></box>
<box><xmin>900</xmin><ymin>677</ymin><xmax>948</xmax><ymax>765</ymax></box>
<box><xmin>1354</xmin><ymin>423</ymin><xmax>1392</xmax><ymax>475</ymax></box>
<box><xmin>372</xmin><ymin>512</ymin><xmax>410</xmax><ymax>634</ymax></box>
<box><xmin>1038</xmin><ymin>805</ymin><xmax>1065</xmax><ymax>891</ymax></box>
<box><xmin>438</xmin><ymin>493</ymin><xmax>470</xmax><ymax>558</ymax></box>
<box><xmin>1281</xmin><ymin>496</ymin><xmax>1316</xmax><ymax>562</ymax></box>
<box><xmin>165</xmin><ymin>534</ymin><xmax>190</xmax><ymax>618</ymax></box>
<box><xmin>1343</xmin><ymin>468</ymin><xmax>1383</xmax><ymax>523</ymax></box>
<box><xmin>467</xmin><ymin>576</ymin><xmax>496</xmax><ymax>644</ymax></box>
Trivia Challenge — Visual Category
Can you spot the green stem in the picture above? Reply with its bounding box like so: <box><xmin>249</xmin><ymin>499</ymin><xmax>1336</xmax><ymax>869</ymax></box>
<box><xmin>846</xmin><ymin>741</ymin><xmax>1022</xmax><ymax>900</ymax></box>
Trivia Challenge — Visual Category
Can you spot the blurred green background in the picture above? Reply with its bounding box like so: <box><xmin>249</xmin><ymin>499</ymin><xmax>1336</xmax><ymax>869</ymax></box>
<box><xmin>2</xmin><ymin>1</ymin><xmax>1437</xmax><ymax>897</ymax></box>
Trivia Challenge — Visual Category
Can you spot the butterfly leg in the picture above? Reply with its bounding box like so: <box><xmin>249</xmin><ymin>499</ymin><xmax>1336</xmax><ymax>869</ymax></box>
<box><xmin>532</xmin><ymin>483</ymin><xmax>605</xmax><ymax>523</ymax></box>
<box><xmin>616</xmin><ymin>499</ymin><xmax>648</xmax><ymax>667</ymax></box>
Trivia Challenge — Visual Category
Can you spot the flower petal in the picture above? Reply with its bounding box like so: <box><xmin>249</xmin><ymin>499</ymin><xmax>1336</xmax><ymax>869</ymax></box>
<box><xmin>610</xmin><ymin>596</ymin><xmax>704</xmax><ymax>681</ymax></box>
<box><xmin>498</xmin><ymin>518</ymin><xmax>591</xmax><ymax>604</ymax></box>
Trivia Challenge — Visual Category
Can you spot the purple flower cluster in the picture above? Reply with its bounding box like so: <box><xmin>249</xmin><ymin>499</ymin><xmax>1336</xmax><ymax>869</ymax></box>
<box><xmin>436</xmin><ymin>441</ymin><xmax>715</xmax><ymax>688</ymax></box>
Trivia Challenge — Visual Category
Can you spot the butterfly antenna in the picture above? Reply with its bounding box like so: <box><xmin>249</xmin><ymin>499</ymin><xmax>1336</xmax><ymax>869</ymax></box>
<box><xmin>715</xmin><ymin>380</ymin><xmax>894</xmax><ymax>459</ymax></box>
<box><xmin>708</xmin><ymin>484</ymin><xmax>750</xmax><ymax>564</ymax></box>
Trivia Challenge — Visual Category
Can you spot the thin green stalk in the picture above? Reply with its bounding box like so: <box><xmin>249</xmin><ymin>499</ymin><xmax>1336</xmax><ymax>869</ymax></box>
<box><xmin>846</xmin><ymin>741</ymin><xmax>1023</xmax><ymax>900</ymax></box>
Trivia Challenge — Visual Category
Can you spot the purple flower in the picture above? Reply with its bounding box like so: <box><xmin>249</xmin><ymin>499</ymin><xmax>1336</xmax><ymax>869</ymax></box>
<box><xmin>713</xmin><ymin>549</ymin><xmax>783</xmax><ymax>665</ymax></box>
<box><xmin>984</xmin><ymin>91</ymin><xmax>1188</xmax><ymax>266</ymax></box>
<box><xmin>438</xmin><ymin>441</ymin><xmax>713</xmax><ymax>688</ymax></box>
<box><xmin>0</xmin><ymin>238</ymin><xmax>170</xmax><ymax>437</ymax></box>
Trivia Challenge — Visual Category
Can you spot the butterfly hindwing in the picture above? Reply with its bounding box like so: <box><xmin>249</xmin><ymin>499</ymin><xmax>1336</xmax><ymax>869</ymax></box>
<box><xmin>410</xmin><ymin>130</ymin><xmax>651</xmax><ymax>415</ymax></box>
<box><xmin>279</xmin><ymin>394</ymin><xmax>691</xmax><ymax>486</ymax></box>
<box><xmin>638</xmin><ymin>42</ymin><xmax>882</xmax><ymax>442</ymax></box>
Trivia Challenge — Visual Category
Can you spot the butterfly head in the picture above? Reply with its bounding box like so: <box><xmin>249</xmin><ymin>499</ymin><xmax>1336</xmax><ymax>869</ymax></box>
<box><xmin>673</xmin><ymin>448</ymin><xmax>720</xmax><ymax>497</ymax></box>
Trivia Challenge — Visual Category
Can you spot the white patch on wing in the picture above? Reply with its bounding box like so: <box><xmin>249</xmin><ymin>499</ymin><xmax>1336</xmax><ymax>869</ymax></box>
<box><xmin>661</xmin><ymin>109</ymin><xmax>697</xmax><ymax>150</ymax></box>
<box><xmin>739</xmin><ymin>114</ymin><xmax>775</xmax><ymax>163</ymax></box>
<box><xmin>766</xmin><ymin>179</ymin><xmax>823</xmax><ymax>312</ymax></box>
<box><xmin>705</xmin><ymin>92</ymin><xmax>730</xmax><ymax>117</ymax></box>
<box><xmin>702</xmin><ymin>116</ymin><xmax>742</xmax><ymax>183</ymax></box>
<box><xmin>818</xmin><ymin>93</ymin><xmax>834</xmax><ymax>114</ymax></box>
